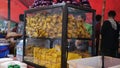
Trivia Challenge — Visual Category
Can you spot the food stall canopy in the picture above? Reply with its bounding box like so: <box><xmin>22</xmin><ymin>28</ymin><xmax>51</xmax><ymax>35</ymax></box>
<box><xmin>0</xmin><ymin>0</ymin><xmax>120</xmax><ymax>23</ymax></box>
<box><xmin>90</xmin><ymin>0</ymin><xmax>120</xmax><ymax>21</ymax></box>
<box><xmin>0</xmin><ymin>0</ymin><xmax>34</xmax><ymax>23</ymax></box>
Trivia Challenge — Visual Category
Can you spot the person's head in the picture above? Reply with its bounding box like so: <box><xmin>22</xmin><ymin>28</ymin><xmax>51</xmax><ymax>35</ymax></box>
<box><xmin>19</xmin><ymin>14</ymin><xmax>24</xmax><ymax>21</ymax></box>
<box><xmin>77</xmin><ymin>13</ymin><xmax>86</xmax><ymax>22</ymax></box>
<box><xmin>108</xmin><ymin>10</ymin><xmax>116</xmax><ymax>18</ymax></box>
<box><xmin>96</xmin><ymin>14</ymin><xmax>102</xmax><ymax>22</ymax></box>
<box><xmin>81</xmin><ymin>13</ymin><xmax>86</xmax><ymax>21</ymax></box>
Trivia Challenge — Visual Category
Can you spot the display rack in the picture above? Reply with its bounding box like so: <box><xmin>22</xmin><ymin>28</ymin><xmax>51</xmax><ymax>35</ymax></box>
<box><xmin>23</xmin><ymin>4</ymin><xmax>96</xmax><ymax>68</ymax></box>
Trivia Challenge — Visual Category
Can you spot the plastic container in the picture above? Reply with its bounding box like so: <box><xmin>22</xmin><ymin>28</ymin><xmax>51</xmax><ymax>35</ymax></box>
<box><xmin>0</xmin><ymin>39</ymin><xmax>9</xmax><ymax>58</ymax></box>
<box><xmin>108</xmin><ymin>65</ymin><xmax>120</xmax><ymax>68</ymax></box>
<box><xmin>0</xmin><ymin>34</ymin><xmax>5</xmax><ymax>38</ymax></box>
<box><xmin>67</xmin><ymin>56</ymin><xmax>120</xmax><ymax>68</ymax></box>
<box><xmin>16</xmin><ymin>40</ymin><xmax>23</xmax><ymax>61</ymax></box>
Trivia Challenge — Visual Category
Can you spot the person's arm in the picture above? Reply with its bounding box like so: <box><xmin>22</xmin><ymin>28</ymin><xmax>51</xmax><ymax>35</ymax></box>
<box><xmin>6</xmin><ymin>32</ymin><xmax>22</xmax><ymax>39</ymax></box>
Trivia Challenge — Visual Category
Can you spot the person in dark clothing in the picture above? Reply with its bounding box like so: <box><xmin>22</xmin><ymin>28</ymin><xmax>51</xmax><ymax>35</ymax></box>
<box><xmin>12</xmin><ymin>23</ymin><xmax>18</xmax><ymax>33</ymax></box>
<box><xmin>95</xmin><ymin>15</ymin><xmax>102</xmax><ymax>55</ymax></box>
<box><xmin>117</xmin><ymin>22</ymin><xmax>120</xmax><ymax>58</ymax></box>
<box><xmin>101</xmin><ymin>10</ymin><xmax>120</xmax><ymax>57</ymax></box>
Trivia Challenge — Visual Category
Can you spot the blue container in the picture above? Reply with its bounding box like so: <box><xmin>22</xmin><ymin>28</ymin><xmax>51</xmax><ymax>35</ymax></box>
<box><xmin>0</xmin><ymin>43</ymin><xmax>9</xmax><ymax>58</ymax></box>
<box><xmin>0</xmin><ymin>34</ymin><xmax>5</xmax><ymax>38</ymax></box>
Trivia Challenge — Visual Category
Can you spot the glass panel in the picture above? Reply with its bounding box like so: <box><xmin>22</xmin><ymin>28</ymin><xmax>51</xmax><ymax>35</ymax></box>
<box><xmin>25</xmin><ymin>7</ymin><xmax>63</xmax><ymax>68</ymax></box>
<box><xmin>26</xmin><ymin>7</ymin><xmax>63</xmax><ymax>38</ymax></box>
<box><xmin>67</xmin><ymin>39</ymin><xmax>92</xmax><ymax>58</ymax></box>
<box><xmin>68</xmin><ymin>7</ymin><xmax>93</xmax><ymax>39</ymax></box>
<box><xmin>24</xmin><ymin>5</ymin><xmax>94</xmax><ymax>68</ymax></box>
<box><xmin>67</xmin><ymin>7</ymin><xmax>93</xmax><ymax>59</ymax></box>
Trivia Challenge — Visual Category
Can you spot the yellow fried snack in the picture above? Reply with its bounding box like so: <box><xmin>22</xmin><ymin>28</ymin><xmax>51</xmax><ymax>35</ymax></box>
<box><xmin>26</xmin><ymin>13</ymin><xmax>91</xmax><ymax>38</ymax></box>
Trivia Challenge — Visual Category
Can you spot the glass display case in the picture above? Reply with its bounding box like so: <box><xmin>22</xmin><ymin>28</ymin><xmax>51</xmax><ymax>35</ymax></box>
<box><xmin>23</xmin><ymin>4</ymin><xmax>96</xmax><ymax>68</ymax></box>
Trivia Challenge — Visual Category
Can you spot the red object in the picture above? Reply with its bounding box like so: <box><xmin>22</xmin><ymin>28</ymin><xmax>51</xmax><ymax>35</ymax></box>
<box><xmin>76</xmin><ymin>0</ymin><xmax>80</xmax><ymax>3</ymax></box>
<box><xmin>0</xmin><ymin>0</ymin><xmax>33</xmax><ymax>22</ymax></box>
<box><xmin>53</xmin><ymin>0</ymin><xmax>58</xmax><ymax>3</ymax></box>
<box><xmin>89</xmin><ymin>0</ymin><xmax>120</xmax><ymax>21</ymax></box>
<box><xmin>0</xmin><ymin>0</ymin><xmax>120</xmax><ymax>22</ymax></box>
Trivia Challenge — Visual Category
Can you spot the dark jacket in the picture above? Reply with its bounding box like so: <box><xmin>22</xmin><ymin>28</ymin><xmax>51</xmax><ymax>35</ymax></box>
<box><xmin>101</xmin><ymin>20</ymin><xmax>119</xmax><ymax>51</ymax></box>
